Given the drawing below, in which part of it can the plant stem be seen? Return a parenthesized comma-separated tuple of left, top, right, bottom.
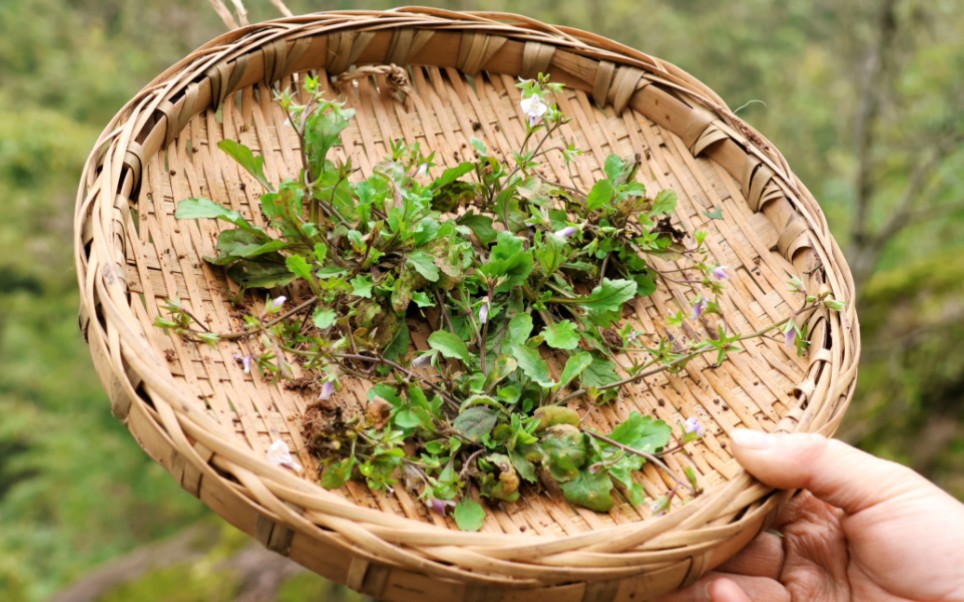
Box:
(580, 427, 699, 495)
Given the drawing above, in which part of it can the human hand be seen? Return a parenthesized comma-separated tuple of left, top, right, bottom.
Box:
(660, 429, 964, 601)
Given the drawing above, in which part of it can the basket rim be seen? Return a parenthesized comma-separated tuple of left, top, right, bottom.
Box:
(75, 7, 860, 595)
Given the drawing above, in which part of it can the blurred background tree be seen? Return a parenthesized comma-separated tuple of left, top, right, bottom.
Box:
(0, 0, 960, 599)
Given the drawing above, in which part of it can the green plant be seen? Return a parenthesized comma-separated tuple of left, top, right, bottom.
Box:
(160, 74, 842, 529)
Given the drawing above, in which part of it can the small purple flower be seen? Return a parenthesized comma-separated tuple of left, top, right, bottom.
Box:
(267, 295, 287, 312)
(784, 323, 797, 348)
(428, 498, 456, 516)
(691, 297, 707, 319)
(319, 380, 336, 401)
(416, 162, 429, 177)
(411, 353, 433, 369)
(234, 353, 253, 374)
(683, 416, 705, 438)
(479, 297, 490, 325)
(554, 226, 578, 239)
(711, 265, 729, 280)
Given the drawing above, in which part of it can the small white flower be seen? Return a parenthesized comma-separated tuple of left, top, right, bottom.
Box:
(234, 353, 253, 374)
(267, 439, 303, 473)
(267, 295, 287, 312)
(416, 162, 429, 177)
(479, 297, 491, 325)
(282, 118, 292, 129)
(411, 353, 433, 369)
(520, 94, 548, 125)
(554, 226, 578, 239)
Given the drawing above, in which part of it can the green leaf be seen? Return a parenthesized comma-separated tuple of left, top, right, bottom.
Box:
(453, 406, 499, 443)
(454, 498, 486, 532)
(350, 274, 374, 298)
(604, 154, 627, 184)
(456, 213, 497, 245)
(559, 351, 593, 387)
(312, 308, 337, 329)
(321, 457, 356, 489)
(586, 179, 615, 211)
(541, 320, 580, 350)
(534, 231, 566, 275)
(431, 162, 475, 190)
(540, 425, 587, 482)
(304, 103, 353, 177)
(428, 330, 471, 363)
(652, 189, 678, 215)
(227, 260, 296, 289)
(608, 462, 645, 506)
(507, 314, 533, 346)
(411, 291, 435, 308)
(510, 344, 554, 388)
(704, 206, 724, 220)
(176, 197, 258, 232)
(218, 139, 270, 190)
(285, 255, 314, 280)
(381, 320, 410, 362)
(479, 232, 534, 291)
(607, 412, 672, 454)
(407, 250, 440, 282)
(580, 278, 637, 315)
(580, 355, 621, 388)
(561, 469, 614, 512)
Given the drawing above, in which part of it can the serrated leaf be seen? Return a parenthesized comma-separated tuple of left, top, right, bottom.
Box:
(586, 179, 614, 211)
(560, 351, 593, 387)
(454, 498, 486, 532)
(652, 189, 677, 215)
(407, 250, 440, 282)
(507, 314, 533, 346)
(350, 274, 374, 298)
(607, 412, 672, 454)
(604, 154, 627, 184)
(453, 406, 498, 442)
(541, 320, 580, 350)
(285, 255, 314, 281)
(561, 469, 614, 512)
(510, 344, 554, 388)
(704, 206, 724, 220)
(479, 232, 534, 291)
(428, 330, 471, 363)
(321, 457, 356, 489)
(312, 308, 337, 329)
(411, 291, 435, 308)
(580, 278, 637, 315)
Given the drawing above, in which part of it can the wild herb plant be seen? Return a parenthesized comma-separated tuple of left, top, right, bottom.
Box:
(158, 74, 843, 530)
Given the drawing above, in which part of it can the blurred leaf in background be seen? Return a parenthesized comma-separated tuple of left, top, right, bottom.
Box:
(0, 0, 961, 600)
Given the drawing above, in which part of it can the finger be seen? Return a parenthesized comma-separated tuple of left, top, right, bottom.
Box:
(716, 530, 784, 580)
(729, 429, 925, 515)
(707, 577, 753, 602)
(658, 573, 789, 602)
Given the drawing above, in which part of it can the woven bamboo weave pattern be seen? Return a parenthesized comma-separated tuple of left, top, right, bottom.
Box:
(75, 8, 859, 601)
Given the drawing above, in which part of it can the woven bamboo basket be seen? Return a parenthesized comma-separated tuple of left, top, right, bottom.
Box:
(75, 8, 859, 601)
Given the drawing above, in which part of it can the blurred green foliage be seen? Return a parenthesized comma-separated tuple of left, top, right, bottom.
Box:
(0, 0, 961, 600)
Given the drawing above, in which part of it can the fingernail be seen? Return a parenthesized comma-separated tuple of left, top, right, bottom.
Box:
(730, 428, 774, 450)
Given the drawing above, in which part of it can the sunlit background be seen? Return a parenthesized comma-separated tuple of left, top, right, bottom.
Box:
(1, 0, 961, 599)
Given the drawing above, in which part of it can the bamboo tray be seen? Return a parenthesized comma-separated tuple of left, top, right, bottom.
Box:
(74, 8, 859, 601)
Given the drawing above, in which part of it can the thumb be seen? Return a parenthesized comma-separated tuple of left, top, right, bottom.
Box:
(729, 429, 925, 515)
